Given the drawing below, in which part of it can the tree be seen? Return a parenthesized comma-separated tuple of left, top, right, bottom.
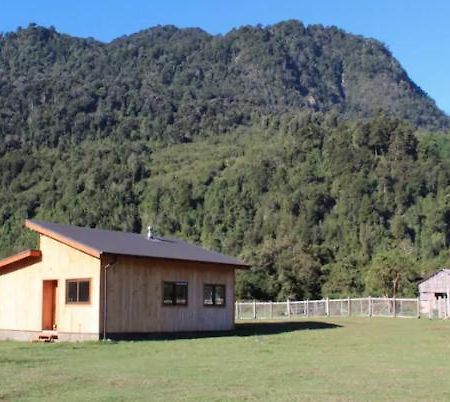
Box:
(365, 250, 418, 297)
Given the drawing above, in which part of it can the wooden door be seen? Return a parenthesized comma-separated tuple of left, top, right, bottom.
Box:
(42, 280, 57, 330)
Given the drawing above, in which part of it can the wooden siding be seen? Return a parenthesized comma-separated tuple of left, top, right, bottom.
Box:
(102, 255, 236, 334)
(419, 270, 450, 296)
(0, 235, 101, 336)
(418, 270, 450, 315)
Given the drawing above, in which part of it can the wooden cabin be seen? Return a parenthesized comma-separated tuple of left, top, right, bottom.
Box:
(0, 220, 249, 341)
(418, 269, 450, 318)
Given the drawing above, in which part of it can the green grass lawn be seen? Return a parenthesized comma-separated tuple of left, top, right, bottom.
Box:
(1, 318, 450, 401)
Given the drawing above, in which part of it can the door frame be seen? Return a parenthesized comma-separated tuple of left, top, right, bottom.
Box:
(42, 280, 58, 330)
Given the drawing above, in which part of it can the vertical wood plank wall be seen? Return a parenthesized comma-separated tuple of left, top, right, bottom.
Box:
(103, 255, 236, 334)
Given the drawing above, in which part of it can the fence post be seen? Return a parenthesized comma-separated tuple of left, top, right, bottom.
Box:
(326, 297, 330, 317)
(416, 297, 420, 319)
(348, 297, 351, 316)
(235, 301, 239, 320)
(368, 296, 372, 317)
(445, 289, 450, 318)
(306, 299, 309, 317)
(393, 297, 396, 318)
(253, 300, 257, 319)
(286, 299, 290, 318)
(429, 299, 432, 319)
(270, 301, 273, 319)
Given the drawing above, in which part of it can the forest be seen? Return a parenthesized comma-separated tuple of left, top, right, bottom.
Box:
(1, 22, 450, 300)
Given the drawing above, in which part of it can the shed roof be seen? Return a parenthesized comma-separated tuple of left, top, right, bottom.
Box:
(25, 220, 249, 268)
(0, 249, 42, 271)
(418, 269, 450, 285)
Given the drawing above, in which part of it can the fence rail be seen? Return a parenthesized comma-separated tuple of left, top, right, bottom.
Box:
(235, 297, 435, 320)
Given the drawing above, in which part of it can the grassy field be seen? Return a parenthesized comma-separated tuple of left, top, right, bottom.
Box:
(1, 318, 450, 401)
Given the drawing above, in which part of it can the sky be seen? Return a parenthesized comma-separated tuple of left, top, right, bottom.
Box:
(2, 0, 450, 114)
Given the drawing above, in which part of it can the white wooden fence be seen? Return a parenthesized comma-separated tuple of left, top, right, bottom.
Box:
(235, 297, 427, 320)
(422, 296, 450, 319)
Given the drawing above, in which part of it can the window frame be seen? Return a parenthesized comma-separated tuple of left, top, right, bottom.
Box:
(203, 284, 226, 307)
(65, 278, 91, 305)
(162, 281, 188, 306)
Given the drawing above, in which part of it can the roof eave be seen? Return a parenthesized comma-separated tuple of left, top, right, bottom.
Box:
(0, 249, 42, 271)
(100, 251, 251, 269)
(25, 219, 101, 259)
(418, 268, 450, 285)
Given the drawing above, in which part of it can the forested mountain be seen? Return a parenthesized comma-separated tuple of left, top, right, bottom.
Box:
(0, 21, 448, 153)
(1, 22, 450, 300)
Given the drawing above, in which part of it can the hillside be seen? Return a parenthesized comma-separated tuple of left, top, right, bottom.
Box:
(1, 21, 450, 299)
(2, 113, 450, 299)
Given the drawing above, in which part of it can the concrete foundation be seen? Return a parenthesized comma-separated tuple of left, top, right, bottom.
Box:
(0, 329, 100, 342)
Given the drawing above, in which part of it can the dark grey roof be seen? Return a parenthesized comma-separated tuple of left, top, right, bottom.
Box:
(27, 220, 249, 267)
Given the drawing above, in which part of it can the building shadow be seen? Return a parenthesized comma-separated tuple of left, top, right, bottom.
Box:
(234, 320, 342, 336)
(106, 321, 342, 341)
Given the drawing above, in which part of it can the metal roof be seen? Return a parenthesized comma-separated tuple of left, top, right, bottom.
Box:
(25, 220, 249, 268)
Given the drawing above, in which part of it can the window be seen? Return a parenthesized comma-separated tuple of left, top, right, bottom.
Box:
(163, 282, 188, 306)
(203, 284, 226, 306)
(66, 279, 90, 303)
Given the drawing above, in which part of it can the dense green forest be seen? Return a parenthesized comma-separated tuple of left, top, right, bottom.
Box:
(1, 22, 450, 300)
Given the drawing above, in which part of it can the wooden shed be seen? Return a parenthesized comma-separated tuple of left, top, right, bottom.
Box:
(0, 220, 249, 341)
(418, 269, 450, 318)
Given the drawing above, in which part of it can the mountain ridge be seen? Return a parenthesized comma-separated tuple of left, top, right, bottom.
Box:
(0, 20, 448, 156)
